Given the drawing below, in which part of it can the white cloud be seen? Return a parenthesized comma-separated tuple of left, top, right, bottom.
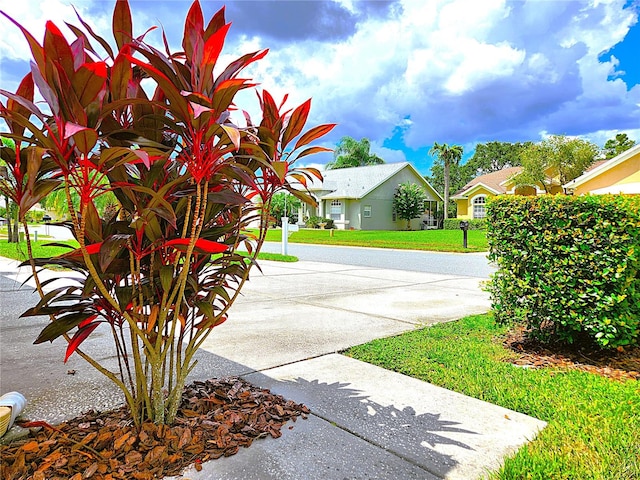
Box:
(0, 0, 109, 61)
(2, 0, 639, 172)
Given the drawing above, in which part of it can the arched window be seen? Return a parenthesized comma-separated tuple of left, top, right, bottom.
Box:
(472, 195, 486, 219)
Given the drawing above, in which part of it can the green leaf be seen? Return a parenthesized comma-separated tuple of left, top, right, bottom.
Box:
(159, 265, 174, 293)
(34, 312, 94, 344)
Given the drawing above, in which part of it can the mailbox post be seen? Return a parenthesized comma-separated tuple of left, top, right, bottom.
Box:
(43, 214, 52, 237)
(459, 220, 469, 249)
(281, 218, 299, 255)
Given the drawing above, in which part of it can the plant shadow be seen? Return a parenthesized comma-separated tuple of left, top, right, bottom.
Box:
(243, 370, 477, 478)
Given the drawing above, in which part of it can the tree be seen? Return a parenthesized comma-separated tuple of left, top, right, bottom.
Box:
(425, 162, 464, 219)
(602, 133, 636, 159)
(268, 192, 301, 226)
(428, 142, 463, 219)
(0, 0, 335, 425)
(461, 141, 530, 178)
(0, 137, 19, 242)
(327, 136, 384, 169)
(393, 182, 427, 230)
(514, 135, 599, 193)
(40, 181, 118, 220)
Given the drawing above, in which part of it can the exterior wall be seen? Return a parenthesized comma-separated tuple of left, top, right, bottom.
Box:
(455, 186, 496, 219)
(456, 199, 470, 219)
(358, 197, 397, 230)
(346, 200, 361, 230)
(514, 185, 537, 196)
(358, 167, 439, 230)
(574, 156, 640, 195)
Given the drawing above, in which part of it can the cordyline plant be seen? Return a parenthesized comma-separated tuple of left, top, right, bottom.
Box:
(0, 0, 334, 425)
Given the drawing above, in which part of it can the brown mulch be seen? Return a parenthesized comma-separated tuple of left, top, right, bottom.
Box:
(503, 327, 640, 382)
(0, 377, 309, 480)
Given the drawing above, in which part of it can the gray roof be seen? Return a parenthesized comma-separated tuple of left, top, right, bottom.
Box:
(308, 162, 440, 200)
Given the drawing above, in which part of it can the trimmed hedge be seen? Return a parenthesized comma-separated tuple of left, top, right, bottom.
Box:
(443, 218, 487, 230)
(487, 195, 640, 348)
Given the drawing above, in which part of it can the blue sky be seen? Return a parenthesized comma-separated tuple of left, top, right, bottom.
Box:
(1, 0, 639, 176)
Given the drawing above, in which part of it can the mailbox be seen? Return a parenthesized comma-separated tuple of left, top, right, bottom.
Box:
(459, 221, 469, 248)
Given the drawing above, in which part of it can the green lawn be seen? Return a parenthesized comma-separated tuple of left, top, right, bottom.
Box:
(345, 314, 639, 480)
(0, 239, 78, 261)
(254, 228, 488, 253)
(0, 240, 296, 263)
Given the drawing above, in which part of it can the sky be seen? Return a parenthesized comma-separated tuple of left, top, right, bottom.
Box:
(0, 0, 639, 176)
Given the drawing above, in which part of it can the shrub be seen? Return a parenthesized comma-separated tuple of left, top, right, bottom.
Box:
(487, 195, 640, 348)
(305, 216, 334, 229)
(443, 218, 486, 230)
(25, 210, 45, 223)
(393, 182, 427, 230)
(0, 0, 334, 425)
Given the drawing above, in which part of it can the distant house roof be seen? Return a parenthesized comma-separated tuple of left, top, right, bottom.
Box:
(452, 166, 522, 199)
(308, 162, 443, 201)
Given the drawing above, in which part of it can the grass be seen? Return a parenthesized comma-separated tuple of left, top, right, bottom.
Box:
(253, 228, 488, 253)
(237, 251, 298, 263)
(0, 239, 78, 261)
(345, 314, 640, 480)
(0, 239, 297, 263)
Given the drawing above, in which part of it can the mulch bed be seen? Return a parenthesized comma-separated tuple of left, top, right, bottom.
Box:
(0, 377, 309, 480)
(503, 327, 640, 381)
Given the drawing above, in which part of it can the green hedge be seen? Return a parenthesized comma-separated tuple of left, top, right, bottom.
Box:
(487, 195, 640, 349)
(443, 218, 487, 230)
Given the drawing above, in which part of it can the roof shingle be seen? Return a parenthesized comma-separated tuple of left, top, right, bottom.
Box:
(454, 166, 522, 197)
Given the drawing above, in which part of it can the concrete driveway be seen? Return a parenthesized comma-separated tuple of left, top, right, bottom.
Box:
(199, 261, 492, 371)
(1, 257, 545, 480)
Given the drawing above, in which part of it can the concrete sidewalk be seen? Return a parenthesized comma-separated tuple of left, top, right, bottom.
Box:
(0, 256, 545, 479)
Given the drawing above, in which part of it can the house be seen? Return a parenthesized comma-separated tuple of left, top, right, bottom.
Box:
(302, 162, 443, 230)
(564, 144, 640, 195)
(452, 166, 529, 219)
(453, 153, 629, 219)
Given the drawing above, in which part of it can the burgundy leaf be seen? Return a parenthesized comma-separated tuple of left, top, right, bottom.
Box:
(112, 0, 133, 50)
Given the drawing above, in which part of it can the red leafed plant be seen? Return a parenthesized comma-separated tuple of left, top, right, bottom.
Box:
(0, 0, 334, 425)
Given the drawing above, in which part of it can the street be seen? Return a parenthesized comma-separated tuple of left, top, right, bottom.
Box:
(258, 241, 496, 278)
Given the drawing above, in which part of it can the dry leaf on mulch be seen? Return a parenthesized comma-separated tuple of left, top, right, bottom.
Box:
(503, 327, 640, 381)
(0, 377, 309, 480)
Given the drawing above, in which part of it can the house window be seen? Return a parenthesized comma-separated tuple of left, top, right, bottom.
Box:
(472, 195, 486, 219)
(363, 205, 372, 218)
(330, 200, 342, 221)
(392, 211, 397, 222)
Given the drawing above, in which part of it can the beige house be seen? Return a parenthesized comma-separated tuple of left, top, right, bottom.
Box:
(303, 162, 443, 230)
(564, 144, 640, 195)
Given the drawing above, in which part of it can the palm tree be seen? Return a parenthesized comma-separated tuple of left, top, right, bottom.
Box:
(327, 136, 385, 169)
(429, 142, 463, 219)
